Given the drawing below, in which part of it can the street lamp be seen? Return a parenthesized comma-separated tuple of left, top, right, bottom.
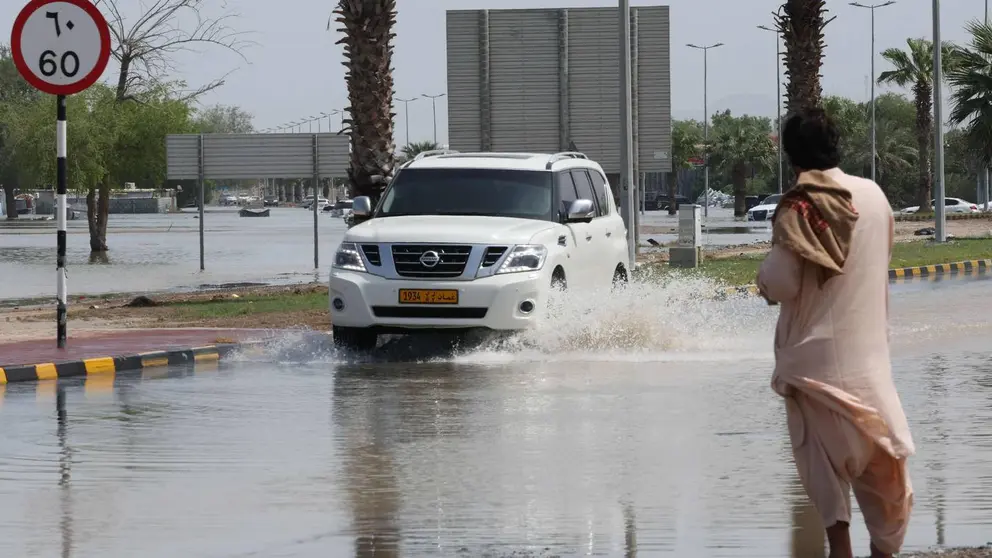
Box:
(422, 93, 446, 144)
(396, 97, 418, 146)
(687, 42, 724, 218)
(933, 0, 947, 241)
(850, 1, 897, 184)
(758, 25, 784, 194)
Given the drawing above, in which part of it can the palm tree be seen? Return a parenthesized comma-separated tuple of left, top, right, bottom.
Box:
(948, 21, 992, 192)
(668, 120, 703, 215)
(400, 140, 441, 161)
(775, 1, 835, 113)
(333, 0, 398, 205)
(707, 117, 776, 218)
(878, 38, 955, 212)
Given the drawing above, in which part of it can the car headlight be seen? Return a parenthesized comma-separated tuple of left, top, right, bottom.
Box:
(332, 242, 366, 272)
(496, 244, 547, 274)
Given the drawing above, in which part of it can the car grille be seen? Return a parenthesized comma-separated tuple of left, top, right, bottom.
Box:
(481, 246, 507, 267)
(361, 245, 381, 266)
(391, 244, 471, 278)
(751, 210, 768, 221)
(372, 306, 488, 319)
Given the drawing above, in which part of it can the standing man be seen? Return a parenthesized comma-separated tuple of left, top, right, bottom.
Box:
(757, 108, 915, 558)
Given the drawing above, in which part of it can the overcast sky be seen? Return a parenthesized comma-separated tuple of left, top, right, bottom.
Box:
(2, 0, 985, 144)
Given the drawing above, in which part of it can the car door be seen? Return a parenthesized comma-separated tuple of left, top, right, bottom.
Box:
(588, 169, 628, 273)
(944, 198, 961, 213)
(555, 171, 592, 289)
(570, 168, 612, 286)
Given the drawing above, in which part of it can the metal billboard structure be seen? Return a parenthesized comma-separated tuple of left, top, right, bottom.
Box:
(166, 133, 349, 271)
(445, 6, 671, 177)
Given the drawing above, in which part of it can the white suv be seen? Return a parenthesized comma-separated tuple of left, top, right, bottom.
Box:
(328, 150, 631, 350)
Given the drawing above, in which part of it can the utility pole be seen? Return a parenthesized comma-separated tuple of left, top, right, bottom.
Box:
(422, 93, 446, 144)
(933, 0, 946, 242)
(758, 25, 784, 194)
(851, 1, 896, 184)
(687, 42, 724, 218)
(619, 0, 636, 267)
(985, 0, 990, 212)
(397, 97, 418, 146)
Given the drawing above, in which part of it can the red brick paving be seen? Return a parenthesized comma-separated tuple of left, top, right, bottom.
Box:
(0, 329, 269, 367)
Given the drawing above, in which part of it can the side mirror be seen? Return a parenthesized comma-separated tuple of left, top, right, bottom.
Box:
(566, 198, 595, 222)
(352, 196, 372, 217)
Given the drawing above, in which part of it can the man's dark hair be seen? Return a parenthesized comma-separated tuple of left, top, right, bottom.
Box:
(781, 108, 841, 171)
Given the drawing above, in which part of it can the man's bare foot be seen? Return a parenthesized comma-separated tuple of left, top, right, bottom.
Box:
(870, 542, 893, 558)
(826, 521, 854, 558)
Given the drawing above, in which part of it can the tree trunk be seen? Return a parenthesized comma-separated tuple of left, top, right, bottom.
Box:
(733, 162, 748, 218)
(86, 184, 110, 252)
(914, 83, 934, 212)
(3, 185, 16, 220)
(116, 56, 131, 101)
(778, 0, 830, 113)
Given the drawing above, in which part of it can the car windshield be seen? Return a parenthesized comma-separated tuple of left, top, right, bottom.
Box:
(762, 194, 782, 205)
(376, 168, 554, 221)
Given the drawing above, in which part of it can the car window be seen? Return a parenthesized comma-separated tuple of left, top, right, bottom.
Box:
(588, 170, 611, 215)
(556, 171, 578, 220)
(945, 199, 959, 205)
(762, 194, 782, 205)
(376, 168, 554, 221)
(570, 169, 601, 216)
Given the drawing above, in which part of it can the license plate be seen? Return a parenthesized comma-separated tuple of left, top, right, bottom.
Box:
(398, 289, 459, 304)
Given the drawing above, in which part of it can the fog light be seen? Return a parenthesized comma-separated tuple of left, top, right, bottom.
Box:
(519, 300, 535, 313)
(332, 297, 345, 311)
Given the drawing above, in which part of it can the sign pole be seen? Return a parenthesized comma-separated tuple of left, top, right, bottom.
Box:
(11, 0, 112, 349)
(56, 94, 67, 348)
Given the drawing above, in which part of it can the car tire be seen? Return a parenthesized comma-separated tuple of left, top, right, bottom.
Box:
(332, 325, 378, 352)
(612, 265, 628, 289)
(551, 268, 567, 291)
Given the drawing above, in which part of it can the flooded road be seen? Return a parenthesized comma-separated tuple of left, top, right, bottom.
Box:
(0, 208, 757, 299)
(1, 277, 990, 557)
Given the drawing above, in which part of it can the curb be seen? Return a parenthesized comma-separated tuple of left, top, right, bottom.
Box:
(0, 343, 248, 385)
(717, 259, 990, 298)
(888, 259, 990, 279)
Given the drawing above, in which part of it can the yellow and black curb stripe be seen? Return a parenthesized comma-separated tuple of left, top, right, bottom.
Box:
(888, 259, 990, 279)
(0, 343, 244, 385)
(716, 259, 990, 298)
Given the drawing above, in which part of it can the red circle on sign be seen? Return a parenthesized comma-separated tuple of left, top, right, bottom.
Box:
(10, 0, 112, 96)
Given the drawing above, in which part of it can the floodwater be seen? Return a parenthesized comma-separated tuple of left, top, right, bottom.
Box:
(1, 276, 990, 557)
(0, 208, 760, 300)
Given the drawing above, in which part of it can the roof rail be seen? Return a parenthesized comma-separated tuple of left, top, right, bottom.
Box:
(545, 151, 588, 169)
(413, 149, 459, 161)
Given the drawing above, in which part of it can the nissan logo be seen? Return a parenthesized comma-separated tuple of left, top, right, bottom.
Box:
(419, 251, 441, 267)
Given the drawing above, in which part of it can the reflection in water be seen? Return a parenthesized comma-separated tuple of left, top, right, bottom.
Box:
(624, 502, 637, 558)
(87, 252, 110, 265)
(789, 475, 825, 558)
(925, 355, 949, 547)
(333, 364, 402, 557)
(56, 387, 74, 558)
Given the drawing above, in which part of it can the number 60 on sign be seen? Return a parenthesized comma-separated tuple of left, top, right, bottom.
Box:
(10, 0, 111, 96)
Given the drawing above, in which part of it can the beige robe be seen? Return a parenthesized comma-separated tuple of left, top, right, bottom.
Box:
(757, 168, 915, 554)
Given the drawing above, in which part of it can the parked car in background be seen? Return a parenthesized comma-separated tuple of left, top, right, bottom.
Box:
(302, 196, 329, 210)
(900, 198, 979, 214)
(746, 193, 783, 222)
(263, 196, 280, 207)
(657, 195, 691, 212)
(325, 199, 354, 217)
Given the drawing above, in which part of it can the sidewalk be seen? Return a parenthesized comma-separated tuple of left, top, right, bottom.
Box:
(0, 328, 268, 383)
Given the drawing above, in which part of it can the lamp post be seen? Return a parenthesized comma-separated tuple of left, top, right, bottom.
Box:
(850, 1, 897, 184)
(687, 42, 724, 218)
(397, 97, 418, 146)
(422, 93, 446, 144)
(933, 0, 946, 242)
(758, 25, 784, 194)
(985, 0, 990, 212)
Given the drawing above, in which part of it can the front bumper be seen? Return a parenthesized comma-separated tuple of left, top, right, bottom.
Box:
(329, 269, 547, 331)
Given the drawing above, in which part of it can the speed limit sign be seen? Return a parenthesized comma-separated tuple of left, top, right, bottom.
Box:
(10, 0, 111, 96)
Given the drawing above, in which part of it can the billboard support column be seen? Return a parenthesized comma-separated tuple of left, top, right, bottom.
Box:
(630, 9, 641, 246)
(479, 10, 492, 151)
(312, 134, 320, 269)
(558, 9, 571, 151)
(197, 134, 205, 271)
(618, 0, 636, 268)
